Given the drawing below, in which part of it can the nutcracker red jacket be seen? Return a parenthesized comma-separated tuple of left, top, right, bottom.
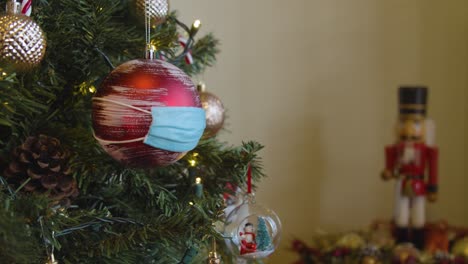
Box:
(384, 142, 438, 195)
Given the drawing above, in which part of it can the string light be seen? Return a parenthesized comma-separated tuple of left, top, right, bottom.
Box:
(0, 68, 7, 77)
(189, 159, 197, 167)
(193, 19, 201, 29)
(190, 19, 201, 35)
(88, 85, 96, 93)
(195, 177, 203, 197)
(78, 81, 98, 95)
(188, 152, 199, 167)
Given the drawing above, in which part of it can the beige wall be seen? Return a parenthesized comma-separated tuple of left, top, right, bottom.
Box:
(172, 1, 468, 263)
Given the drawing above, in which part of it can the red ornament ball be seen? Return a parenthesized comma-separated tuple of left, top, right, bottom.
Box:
(92, 59, 201, 167)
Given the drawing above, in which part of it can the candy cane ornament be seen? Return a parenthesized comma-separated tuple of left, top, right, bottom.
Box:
(158, 51, 167, 61)
(21, 0, 32, 16)
(178, 36, 194, 65)
(155, 37, 194, 64)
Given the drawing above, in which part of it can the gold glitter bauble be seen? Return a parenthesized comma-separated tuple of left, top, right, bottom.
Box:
(133, 0, 170, 26)
(0, 13, 46, 71)
(393, 243, 419, 263)
(336, 233, 366, 250)
(361, 256, 380, 264)
(198, 83, 225, 138)
(452, 237, 468, 258)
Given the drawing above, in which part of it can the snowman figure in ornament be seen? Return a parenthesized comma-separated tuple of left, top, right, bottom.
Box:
(240, 223, 257, 255)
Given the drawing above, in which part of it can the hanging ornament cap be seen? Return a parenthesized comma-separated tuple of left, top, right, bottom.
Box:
(6, 0, 21, 14)
(145, 44, 156, 60)
(46, 253, 58, 264)
(207, 251, 221, 264)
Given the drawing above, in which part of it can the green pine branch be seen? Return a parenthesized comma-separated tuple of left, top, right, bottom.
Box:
(0, 0, 265, 263)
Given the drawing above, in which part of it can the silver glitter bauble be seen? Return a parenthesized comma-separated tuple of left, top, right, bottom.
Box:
(134, 0, 170, 26)
(0, 13, 46, 71)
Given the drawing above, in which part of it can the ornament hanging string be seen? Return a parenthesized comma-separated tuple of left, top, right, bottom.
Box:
(247, 164, 252, 194)
(21, 0, 32, 16)
(145, 0, 150, 47)
(144, 0, 155, 58)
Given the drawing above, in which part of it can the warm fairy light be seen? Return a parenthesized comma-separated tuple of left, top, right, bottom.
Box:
(193, 19, 201, 29)
(2, 72, 6, 76)
(193, 152, 199, 157)
(195, 177, 202, 184)
(189, 201, 194, 206)
(190, 20, 201, 35)
(189, 159, 197, 167)
(88, 85, 96, 93)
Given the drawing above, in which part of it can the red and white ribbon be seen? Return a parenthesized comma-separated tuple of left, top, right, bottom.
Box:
(21, 0, 32, 16)
(158, 51, 167, 61)
(157, 37, 194, 64)
(178, 36, 194, 65)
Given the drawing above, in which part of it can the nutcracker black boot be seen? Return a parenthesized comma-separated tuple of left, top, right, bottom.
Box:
(395, 227, 410, 244)
(412, 228, 425, 250)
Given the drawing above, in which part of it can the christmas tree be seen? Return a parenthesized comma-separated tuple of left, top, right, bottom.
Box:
(0, 0, 266, 263)
(256, 216, 272, 251)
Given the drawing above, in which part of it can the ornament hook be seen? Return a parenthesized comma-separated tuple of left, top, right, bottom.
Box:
(144, 0, 155, 59)
(145, 44, 156, 60)
(6, 0, 21, 15)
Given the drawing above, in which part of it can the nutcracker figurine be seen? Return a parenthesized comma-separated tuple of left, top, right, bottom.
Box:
(381, 86, 438, 249)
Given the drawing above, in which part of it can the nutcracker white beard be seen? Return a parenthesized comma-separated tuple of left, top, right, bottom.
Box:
(401, 144, 416, 164)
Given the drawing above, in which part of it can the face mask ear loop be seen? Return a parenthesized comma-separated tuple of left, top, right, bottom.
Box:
(92, 97, 152, 115)
(91, 97, 152, 144)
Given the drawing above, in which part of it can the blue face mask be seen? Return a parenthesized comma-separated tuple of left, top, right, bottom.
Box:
(143, 107, 206, 152)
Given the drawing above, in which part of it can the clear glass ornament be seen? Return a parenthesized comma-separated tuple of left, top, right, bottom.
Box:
(224, 193, 282, 260)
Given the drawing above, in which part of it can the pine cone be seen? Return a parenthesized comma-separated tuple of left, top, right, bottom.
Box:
(3, 135, 78, 206)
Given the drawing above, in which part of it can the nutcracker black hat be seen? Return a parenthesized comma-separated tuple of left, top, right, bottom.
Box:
(399, 86, 428, 116)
